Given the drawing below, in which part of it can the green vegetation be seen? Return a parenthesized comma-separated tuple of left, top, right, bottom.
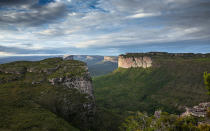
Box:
(93, 108, 124, 131)
(92, 56, 210, 130)
(120, 111, 210, 131)
(0, 83, 79, 131)
(94, 57, 210, 114)
(0, 58, 92, 131)
(1, 56, 210, 131)
(204, 72, 210, 95)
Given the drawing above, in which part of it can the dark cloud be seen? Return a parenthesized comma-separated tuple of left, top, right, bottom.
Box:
(162, 1, 210, 25)
(0, 0, 67, 26)
(0, 0, 38, 6)
(104, 0, 210, 41)
(159, 0, 210, 40)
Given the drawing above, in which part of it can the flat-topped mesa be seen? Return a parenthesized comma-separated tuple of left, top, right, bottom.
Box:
(118, 52, 210, 68)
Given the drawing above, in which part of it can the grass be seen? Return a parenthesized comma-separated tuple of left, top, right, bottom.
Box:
(0, 86, 79, 131)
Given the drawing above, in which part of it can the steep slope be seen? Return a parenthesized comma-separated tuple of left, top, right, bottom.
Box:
(0, 58, 95, 131)
(93, 56, 210, 114)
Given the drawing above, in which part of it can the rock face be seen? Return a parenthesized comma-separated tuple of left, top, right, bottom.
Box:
(104, 56, 118, 63)
(118, 55, 152, 68)
(47, 70, 95, 129)
(45, 60, 95, 130)
(48, 66, 94, 97)
(154, 110, 162, 118)
(181, 102, 210, 117)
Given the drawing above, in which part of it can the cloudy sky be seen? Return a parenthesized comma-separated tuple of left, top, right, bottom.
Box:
(0, 0, 210, 56)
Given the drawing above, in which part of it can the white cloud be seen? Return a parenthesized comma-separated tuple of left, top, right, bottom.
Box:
(0, 52, 15, 56)
(127, 13, 161, 19)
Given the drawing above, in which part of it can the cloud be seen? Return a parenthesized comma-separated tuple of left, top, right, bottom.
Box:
(0, 0, 67, 26)
(128, 13, 161, 19)
(0, 0, 38, 6)
(0, 51, 15, 56)
(0, 0, 210, 56)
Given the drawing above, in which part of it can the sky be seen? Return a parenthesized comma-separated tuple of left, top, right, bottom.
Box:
(0, 0, 210, 56)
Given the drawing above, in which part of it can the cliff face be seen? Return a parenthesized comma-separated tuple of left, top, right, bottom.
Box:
(0, 58, 95, 130)
(46, 63, 95, 129)
(118, 55, 152, 68)
(48, 66, 94, 97)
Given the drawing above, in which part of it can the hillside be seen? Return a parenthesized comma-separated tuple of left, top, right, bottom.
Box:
(93, 56, 210, 115)
(0, 58, 95, 131)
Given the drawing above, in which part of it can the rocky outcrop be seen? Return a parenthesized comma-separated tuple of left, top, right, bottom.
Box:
(181, 102, 210, 117)
(48, 66, 94, 97)
(104, 56, 118, 63)
(118, 55, 152, 68)
(46, 71, 95, 129)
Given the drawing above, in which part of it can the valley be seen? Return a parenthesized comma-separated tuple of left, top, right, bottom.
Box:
(0, 53, 210, 131)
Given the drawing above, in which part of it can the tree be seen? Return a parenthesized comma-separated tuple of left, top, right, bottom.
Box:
(120, 112, 152, 131)
(204, 72, 210, 95)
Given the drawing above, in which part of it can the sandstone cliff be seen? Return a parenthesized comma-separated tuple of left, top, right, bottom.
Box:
(118, 55, 152, 68)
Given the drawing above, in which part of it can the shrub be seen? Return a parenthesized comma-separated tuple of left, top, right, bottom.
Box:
(204, 72, 210, 95)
